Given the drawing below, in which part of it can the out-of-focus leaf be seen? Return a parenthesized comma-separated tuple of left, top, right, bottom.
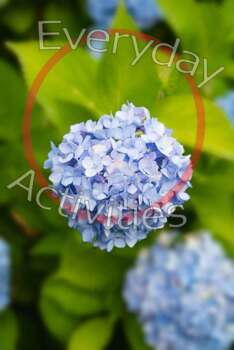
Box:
(224, 62, 234, 79)
(0, 310, 18, 350)
(157, 95, 234, 160)
(68, 317, 114, 350)
(0, 0, 9, 8)
(222, 0, 234, 43)
(155, 51, 190, 98)
(0, 59, 26, 141)
(157, 0, 208, 53)
(191, 156, 234, 249)
(44, 3, 79, 37)
(0, 90, 58, 206)
(8, 4, 163, 125)
(0, 143, 27, 205)
(2, 6, 35, 34)
(157, 0, 231, 96)
(31, 235, 67, 256)
(157, 0, 227, 61)
(40, 297, 79, 344)
(96, 3, 162, 114)
(58, 237, 130, 292)
(42, 275, 108, 316)
(41, 100, 94, 134)
(8, 42, 100, 119)
(124, 314, 150, 350)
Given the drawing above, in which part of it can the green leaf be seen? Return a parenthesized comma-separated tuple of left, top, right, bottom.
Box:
(8, 6, 163, 125)
(191, 156, 234, 249)
(124, 314, 151, 350)
(40, 297, 79, 344)
(112, 0, 137, 29)
(222, 0, 234, 43)
(8, 42, 100, 119)
(0, 59, 26, 142)
(68, 317, 114, 350)
(38, 100, 93, 134)
(157, 0, 230, 64)
(96, 3, 162, 114)
(0, 310, 18, 350)
(42, 275, 108, 316)
(58, 237, 130, 292)
(155, 51, 189, 97)
(158, 0, 207, 52)
(157, 0, 231, 96)
(0, 143, 28, 205)
(2, 6, 35, 34)
(44, 3, 79, 37)
(31, 235, 67, 256)
(0, 0, 9, 8)
(157, 95, 234, 160)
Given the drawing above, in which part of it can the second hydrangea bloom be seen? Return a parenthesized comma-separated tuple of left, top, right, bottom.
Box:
(124, 233, 234, 350)
(87, 0, 163, 29)
(45, 103, 191, 251)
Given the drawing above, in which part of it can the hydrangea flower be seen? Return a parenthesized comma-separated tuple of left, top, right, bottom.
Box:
(124, 232, 234, 350)
(217, 91, 234, 125)
(87, 0, 163, 29)
(0, 239, 10, 311)
(45, 103, 191, 251)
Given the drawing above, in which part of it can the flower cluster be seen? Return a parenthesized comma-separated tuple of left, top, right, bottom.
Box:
(124, 232, 234, 350)
(0, 239, 10, 311)
(87, 0, 163, 29)
(217, 91, 234, 125)
(45, 103, 191, 251)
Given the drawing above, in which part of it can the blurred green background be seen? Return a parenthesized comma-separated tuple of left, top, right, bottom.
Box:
(0, 0, 234, 349)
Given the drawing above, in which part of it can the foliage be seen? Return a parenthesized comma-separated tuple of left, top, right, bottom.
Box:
(0, 0, 233, 349)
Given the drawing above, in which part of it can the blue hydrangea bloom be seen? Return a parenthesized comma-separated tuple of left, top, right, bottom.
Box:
(45, 103, 191, 251)
(0, 239, 10, 311)
(217, 91, 234, 125)
(87, 0, 163, 29)
(124, 232, 234, 350)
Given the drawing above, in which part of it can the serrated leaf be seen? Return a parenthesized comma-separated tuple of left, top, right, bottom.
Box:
(68, 317, 114, 350)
